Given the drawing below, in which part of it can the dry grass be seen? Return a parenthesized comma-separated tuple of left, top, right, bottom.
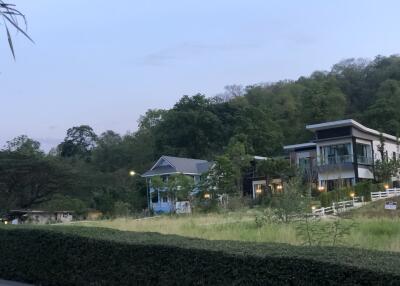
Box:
(74, 208, 400, 252)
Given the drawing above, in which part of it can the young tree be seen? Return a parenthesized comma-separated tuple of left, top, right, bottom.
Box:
(272, 178, 308, 223)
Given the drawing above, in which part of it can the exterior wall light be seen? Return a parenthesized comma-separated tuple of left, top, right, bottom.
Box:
(311, 206, 316, 211)
(384, 184, 389, 190)
(350, 192, 355, 198)
(256, 188, 262, 194)
(276, 185, 283, 191)
(318, 186, 325, 192)
(204, 193, 211, 199)
(129, 170, 136, 176)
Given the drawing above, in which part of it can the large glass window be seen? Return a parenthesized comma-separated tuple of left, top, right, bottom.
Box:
(356, 143, 373, 165)
(320, 143, 352, 165)
(298, 157, 311, 169)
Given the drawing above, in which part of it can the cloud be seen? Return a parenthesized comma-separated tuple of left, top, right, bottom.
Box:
(137, 42, 258, 66)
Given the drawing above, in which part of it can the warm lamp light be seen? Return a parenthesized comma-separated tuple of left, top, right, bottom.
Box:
(256, 188, 262, 194)
(129, 170, 136, 176)
(276, 185, 283, 190)
(318, 186, 325, 192)
(384, 184, 389, 189)
(204, 193, 211, 199)
(350, 192, 355, 198)
(311, 206, 316, 210)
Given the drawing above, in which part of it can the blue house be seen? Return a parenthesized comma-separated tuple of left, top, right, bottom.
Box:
(141, 156, 213, 213)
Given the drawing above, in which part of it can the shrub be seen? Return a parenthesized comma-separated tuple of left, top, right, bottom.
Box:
(319, 187, 353, 207)
(0, 226, 399, 285)
(354, 181, 384, 202)
(112, 201, 131, 217)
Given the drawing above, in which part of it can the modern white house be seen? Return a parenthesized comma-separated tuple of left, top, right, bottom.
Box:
(141, 156, 213, 213)
(284, 119, 400, 191)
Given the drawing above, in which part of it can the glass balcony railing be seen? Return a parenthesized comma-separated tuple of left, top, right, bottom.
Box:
(320, 155, 353, 166)
(357, 156, 373, 165)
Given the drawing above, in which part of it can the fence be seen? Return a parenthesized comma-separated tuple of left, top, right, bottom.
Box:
(312, 197, 362, 216)
(371, 188, 400, 201)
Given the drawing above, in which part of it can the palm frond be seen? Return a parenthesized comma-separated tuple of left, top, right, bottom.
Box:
(0, 0, 33, 59)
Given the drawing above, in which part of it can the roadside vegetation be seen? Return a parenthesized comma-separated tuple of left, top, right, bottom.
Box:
(75, 208, 400, 252)
(1, 225, 400, 285)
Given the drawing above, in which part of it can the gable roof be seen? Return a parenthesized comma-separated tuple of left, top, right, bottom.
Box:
(141, 155, 213, 177)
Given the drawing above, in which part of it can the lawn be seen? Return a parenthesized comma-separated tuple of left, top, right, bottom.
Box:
(74, 207, 400, 252)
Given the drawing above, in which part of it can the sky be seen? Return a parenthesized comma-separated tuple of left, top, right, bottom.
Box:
(1, 0, 400, 151)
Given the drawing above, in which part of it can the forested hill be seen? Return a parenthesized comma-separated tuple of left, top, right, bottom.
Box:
(2, 55, 400, 214)
(137, 55, 400, 162)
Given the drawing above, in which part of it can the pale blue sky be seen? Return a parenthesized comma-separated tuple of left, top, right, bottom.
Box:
(1, 0, 400, 151)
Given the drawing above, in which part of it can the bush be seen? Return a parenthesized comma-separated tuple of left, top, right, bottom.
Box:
(0, 226, 399, 285)
(319, 187, 353, 207)
(354, 181, 384, 202)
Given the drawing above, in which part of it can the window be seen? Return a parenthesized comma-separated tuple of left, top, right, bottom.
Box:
(320, 143, 352, 165)
(298, 157, 310, 169)
(151, 193, 158, 203)
(162, 196, 168, 203)
(356, 143, 372, 165)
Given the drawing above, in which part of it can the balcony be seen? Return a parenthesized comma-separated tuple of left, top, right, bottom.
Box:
(320, 155, 353, 166)
(357, 156, 373, 165)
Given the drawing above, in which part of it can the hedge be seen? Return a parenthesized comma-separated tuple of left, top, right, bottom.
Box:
(1, 226, 400, 285)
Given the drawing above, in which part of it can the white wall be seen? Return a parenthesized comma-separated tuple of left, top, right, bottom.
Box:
(373, 139, 399, 161)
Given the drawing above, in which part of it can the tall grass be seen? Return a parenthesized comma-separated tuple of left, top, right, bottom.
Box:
(75, 210, 400, 252)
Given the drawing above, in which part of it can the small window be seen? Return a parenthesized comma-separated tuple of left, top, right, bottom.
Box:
(393, 152, 397, 160)
(162, 196, 168, 203)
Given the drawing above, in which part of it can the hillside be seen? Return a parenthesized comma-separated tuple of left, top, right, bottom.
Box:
(346, 196, 400, 218)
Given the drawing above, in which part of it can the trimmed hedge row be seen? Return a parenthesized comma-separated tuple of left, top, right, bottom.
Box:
(1, 226, 400, 285)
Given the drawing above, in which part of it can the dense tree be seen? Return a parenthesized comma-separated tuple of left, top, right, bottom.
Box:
(4, 135, 43, 157)
(58, 125, 98, 159)
(0, 152, 74, 210)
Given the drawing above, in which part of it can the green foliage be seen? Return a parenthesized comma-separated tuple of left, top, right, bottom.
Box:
(58, 125, 98, 159)
(256, 158, 295, 180)
(296, 216, 357, 247)
(38, 195, 87, 215)
(4, 135, 43, 157)
(0, 226, 399, 285)
(271, 178, 308, 222)
(319, 187, 354, 207)
(113, 201, 131, 217)
(0, 152, 76, 210)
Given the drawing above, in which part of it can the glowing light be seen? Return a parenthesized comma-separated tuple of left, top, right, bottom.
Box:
(276, 185, 283, 190)
(4, 221, 8, 225)
(311, 206, 316, 210)
(318, 186, 325, 192)
(204, 193, 211, 199)
(256, 187, 262, 194)
(129, 170, 136, 176)
(350, 192, 355, 198)
(384, 184, 389, 189)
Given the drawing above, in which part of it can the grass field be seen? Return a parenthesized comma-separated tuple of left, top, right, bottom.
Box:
(75, 206, 400, 252)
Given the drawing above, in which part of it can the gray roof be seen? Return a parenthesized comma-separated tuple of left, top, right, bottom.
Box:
(141, 156, 213, 177)
(306, 119, 398, 141)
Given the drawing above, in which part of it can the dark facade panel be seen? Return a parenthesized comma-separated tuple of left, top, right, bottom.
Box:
(316, 127, 351, 140)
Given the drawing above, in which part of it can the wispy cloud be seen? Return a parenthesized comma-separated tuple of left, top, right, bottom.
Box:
(137, 42, 259, 66)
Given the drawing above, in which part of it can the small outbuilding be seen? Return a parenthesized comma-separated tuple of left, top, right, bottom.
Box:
(6, 210, 74, 224)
